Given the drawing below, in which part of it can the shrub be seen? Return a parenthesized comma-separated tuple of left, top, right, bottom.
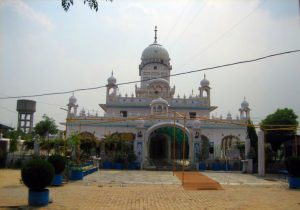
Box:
(114, 153, 125, 164)
(48, 155, 66, 174)
(21, 159, 54, 191)
(127, 153, 137, 163)
(285, 156, 300, 177)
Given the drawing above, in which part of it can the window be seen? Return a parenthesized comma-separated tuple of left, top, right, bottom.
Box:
(189, 112, 196, 119)
(154, 66, 157, 70)
(120, 111, 127, 117)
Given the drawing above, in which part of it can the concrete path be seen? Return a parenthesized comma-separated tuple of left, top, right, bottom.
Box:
(84, 170, 181, 185)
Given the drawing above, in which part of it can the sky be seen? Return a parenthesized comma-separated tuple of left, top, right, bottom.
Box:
(0, 0, 300, 130)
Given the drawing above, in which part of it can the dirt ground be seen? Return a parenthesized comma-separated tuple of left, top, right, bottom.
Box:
(0, 169, 299, 210)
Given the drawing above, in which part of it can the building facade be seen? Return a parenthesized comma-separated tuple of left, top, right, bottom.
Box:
(64, 27, 251, 168)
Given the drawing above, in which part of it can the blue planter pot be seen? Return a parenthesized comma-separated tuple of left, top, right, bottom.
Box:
(114, 163, 123, 170)
(128, 162, 136, 170)
(52, 174, 63, 186)
(212, 163, 221, 171)
(223, 163, 231, 171)
(28, 189, 49, 206)
(199, 163, 206, 171)
(70, 170, 83, 180)
(103, 161, 113, 169)
(288, 177, 300, 189)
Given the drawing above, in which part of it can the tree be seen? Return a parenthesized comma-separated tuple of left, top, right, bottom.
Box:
(246, 120, 258, 163)
(34, 115, 58, 140)
(260, 108, 298, 159)
(61, 0, 112, 12)
(79, 132, 97, 158)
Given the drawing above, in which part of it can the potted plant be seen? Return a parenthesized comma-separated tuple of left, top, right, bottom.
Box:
(127, 152, 138, 169)
(197, 139, 209, 171)
(70, 166, 84, 180)
(114, 152, 125, 170)
(48, 154, 66, 186)
(285, 156, 300, 189)
(21, 159, 54, 206)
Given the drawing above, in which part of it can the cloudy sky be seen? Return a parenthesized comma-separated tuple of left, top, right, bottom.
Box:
(0, 0, 300, 130)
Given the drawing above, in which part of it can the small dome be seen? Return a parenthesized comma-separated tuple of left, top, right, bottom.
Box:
(241, 97, 249, 108)
(200, 74, 209, 87)
(107, 72, 116, 85)
(192, 120, 201, 129)
(69, 95, 77, 105)
(226, 112, 232, 120)
(150, 97, 169, 106)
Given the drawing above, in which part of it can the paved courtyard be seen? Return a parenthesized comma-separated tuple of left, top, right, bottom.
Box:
(0, 169, 300, 210)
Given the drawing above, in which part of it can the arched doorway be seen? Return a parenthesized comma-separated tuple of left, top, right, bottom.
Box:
(149, 133, 168, 159)
(146, 123, 191, 169)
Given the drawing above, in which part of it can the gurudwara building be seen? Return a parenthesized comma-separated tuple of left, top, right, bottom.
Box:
(64, 27, 251, 169)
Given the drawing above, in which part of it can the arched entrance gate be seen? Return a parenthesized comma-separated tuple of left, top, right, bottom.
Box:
(144, 122, 193, 168)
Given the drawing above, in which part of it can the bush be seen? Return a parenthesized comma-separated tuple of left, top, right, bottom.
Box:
(285, 156, 300, 177)
(48, 155, 66, 174)
(114, 153, 125, 164)
(127, 152, 137, 163)
(21, 159, 54, 191)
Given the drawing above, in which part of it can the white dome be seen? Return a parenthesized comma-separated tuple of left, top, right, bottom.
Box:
(241, 97, 249, 108)
(142, 43, 170, 61)
(150, 97, 169, 106)
(69, 95, 77, 104)
(192, 120, 201, 129)
(200, 74, 210, 87)
(107, 73, 116, 85)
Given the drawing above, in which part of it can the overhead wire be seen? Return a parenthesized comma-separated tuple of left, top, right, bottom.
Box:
(0, 49, 299, 100)
(178, 0, 267, 69)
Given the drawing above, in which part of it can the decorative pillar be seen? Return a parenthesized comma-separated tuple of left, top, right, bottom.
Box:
(258, 131, 265, 176)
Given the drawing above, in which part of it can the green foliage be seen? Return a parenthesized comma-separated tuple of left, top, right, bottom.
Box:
(21, 159, 54, 190)
(79, 132, 97, 157)
(62, 0, 112, 12)
(23, 139, 34, 150)
(6, 130, 22, 153)
(113, 152, 125, 164)
(48, 155, 66, 174)
(34, 115, 58, 139)
(199, 137, 209, 161)
(261, 108, 298, 154)
(246, 120, 258, 162)
(235, 140, 245, 159)
(68, 133, 81, 164)
(127, 152, 137, 163)
(285, 156, 300, 177)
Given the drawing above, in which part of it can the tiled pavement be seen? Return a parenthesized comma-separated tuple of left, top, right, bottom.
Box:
(1, 169, 300, 210)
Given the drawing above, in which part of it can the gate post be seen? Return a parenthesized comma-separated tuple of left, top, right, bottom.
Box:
(258, 131, 265, 176)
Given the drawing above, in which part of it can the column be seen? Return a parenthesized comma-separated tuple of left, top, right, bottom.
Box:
(245, 137, 251, 159)
(258, 131, 265, 176)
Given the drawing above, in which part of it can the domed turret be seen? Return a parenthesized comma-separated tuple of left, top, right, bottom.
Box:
(107, 72, 116, 85)
(150, 97, 169, 106)
(69, 94, 77, 105)
(241, 97, 249, 109)
(140, 26, 171, 69)
(200, 74, 210, 87)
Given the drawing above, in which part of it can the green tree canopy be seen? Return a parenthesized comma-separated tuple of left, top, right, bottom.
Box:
(34, 115, 58, 140)
(260, 108, 298, 153)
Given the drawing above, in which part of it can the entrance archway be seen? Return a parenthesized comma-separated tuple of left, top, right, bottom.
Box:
(149, 133, 168, 159)
(144, 122, 192, 169)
